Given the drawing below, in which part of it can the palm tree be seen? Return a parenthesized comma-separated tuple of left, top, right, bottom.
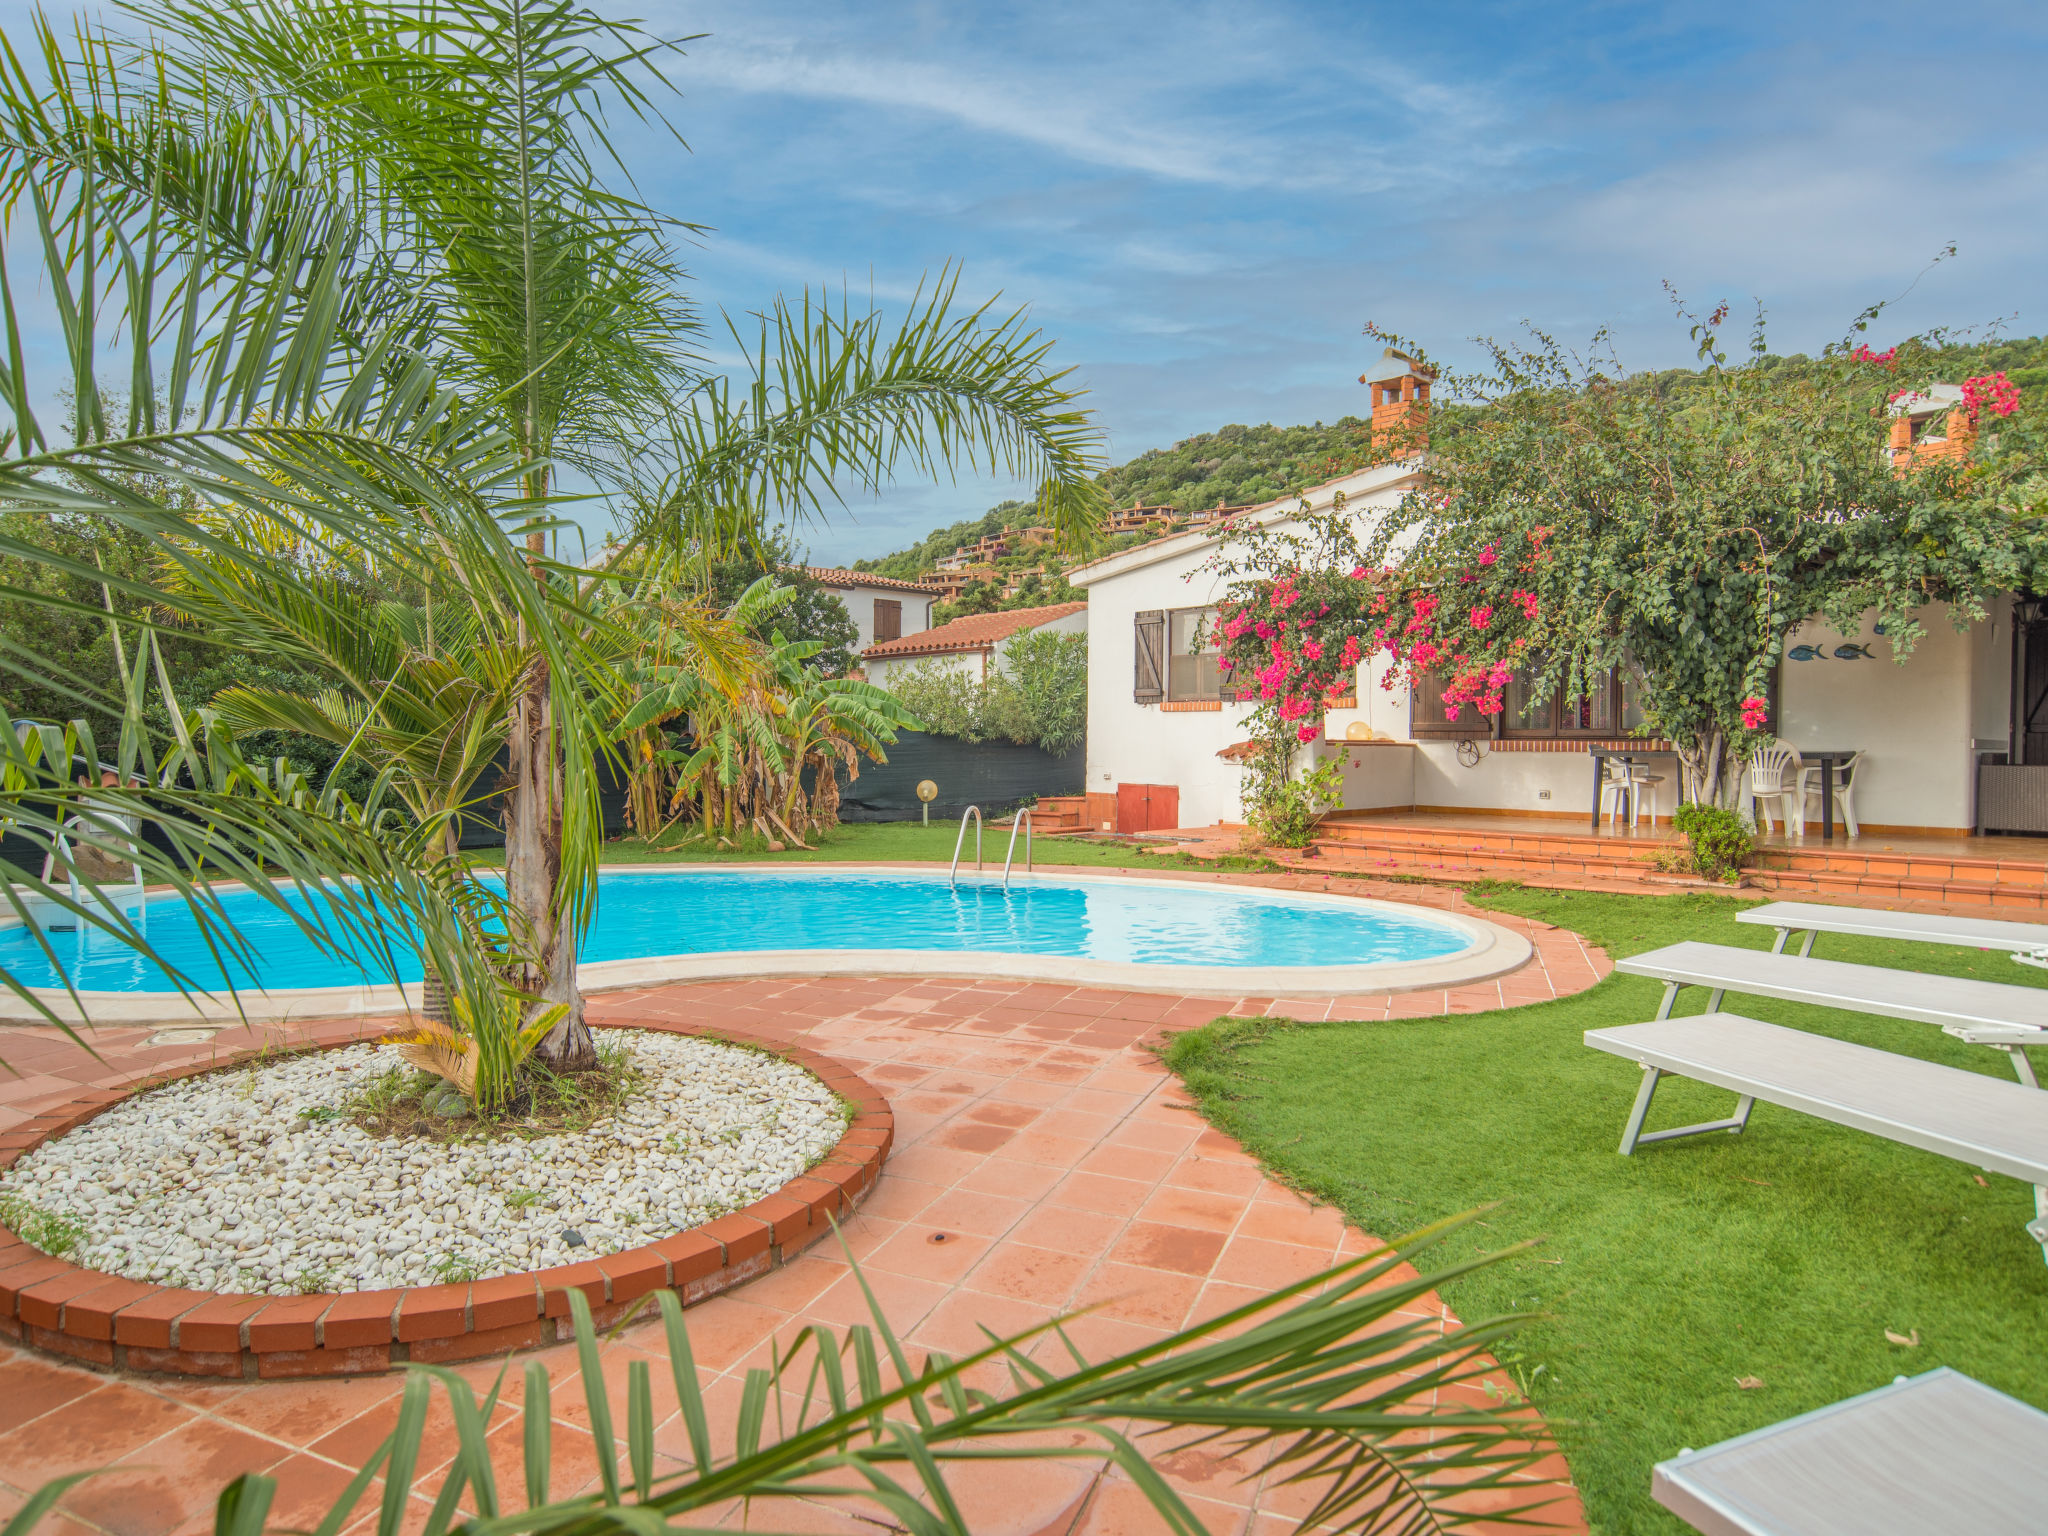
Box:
(0, 0, 1110, 1071)
(0, 27, 1559, 1525)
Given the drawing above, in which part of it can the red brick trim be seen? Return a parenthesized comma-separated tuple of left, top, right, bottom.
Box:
(0, 1024, 891, 1380)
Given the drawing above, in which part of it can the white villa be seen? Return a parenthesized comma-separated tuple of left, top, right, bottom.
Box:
(806, 568, 938, 652)
(1068, 353, 2026, 841)
(859, 601, 1087, 691)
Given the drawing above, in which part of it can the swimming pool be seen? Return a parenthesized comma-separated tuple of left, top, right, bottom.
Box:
(0, 865, 1528, 1010)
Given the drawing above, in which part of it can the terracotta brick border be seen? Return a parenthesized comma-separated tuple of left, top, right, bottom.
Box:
(0, 1023, 892, 1380)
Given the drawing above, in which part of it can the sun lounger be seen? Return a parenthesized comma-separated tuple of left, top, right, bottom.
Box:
(1736, 900, 2048, 963)
(1653, 1367, 2048, 1535)
(1585, 1013, 2048, 1261)
(1616, 940, 2048, 1086)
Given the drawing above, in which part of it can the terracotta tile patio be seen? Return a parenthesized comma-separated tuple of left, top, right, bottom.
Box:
(0, 887, 1605, 1534)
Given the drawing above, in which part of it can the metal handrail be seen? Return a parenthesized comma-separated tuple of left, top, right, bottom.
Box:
(1001, 807, 1033, 887)
(949, 805, 983, 884)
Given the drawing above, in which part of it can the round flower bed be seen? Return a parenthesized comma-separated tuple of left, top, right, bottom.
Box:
(0, 1024, 891, 1380)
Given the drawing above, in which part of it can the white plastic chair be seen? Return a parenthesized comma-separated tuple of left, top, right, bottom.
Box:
(1600, 760, 1664, 830)
(1799, 752, 1864, 839)
(1749, 742, 1804, 837)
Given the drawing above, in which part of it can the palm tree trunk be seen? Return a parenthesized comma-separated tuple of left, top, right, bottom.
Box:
(507, 648, 595, 1070)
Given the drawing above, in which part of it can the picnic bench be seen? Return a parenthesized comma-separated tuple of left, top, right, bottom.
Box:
(1736, 900, 2048, 962)
(1584, 1013, 2048, 1261)
(1653, 1367, 2048, 1535)
(1615, 939, 2048, 1086)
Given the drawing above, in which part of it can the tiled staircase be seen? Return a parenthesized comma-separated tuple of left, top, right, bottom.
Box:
(1268, 816, 2048, 909)
(1030, 795, 1090, 833)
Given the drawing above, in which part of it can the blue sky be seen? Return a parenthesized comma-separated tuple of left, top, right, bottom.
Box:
(632, 0, 2048, 561)
(9, 1, 2047, 561)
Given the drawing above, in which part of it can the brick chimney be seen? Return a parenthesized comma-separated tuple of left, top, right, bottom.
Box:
(1886, 384, 1975, 472)
(1359, 347, 1434, 455)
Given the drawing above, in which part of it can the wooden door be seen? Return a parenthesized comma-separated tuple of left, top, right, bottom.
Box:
(1114, 783, 1181, 833)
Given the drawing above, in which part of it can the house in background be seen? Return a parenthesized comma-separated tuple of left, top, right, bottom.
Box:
(861, 602, 1086, 690)
(805, 568, 937, 652)
(1072, 353, 2019, 841)
(1067, 351, 1433, 832)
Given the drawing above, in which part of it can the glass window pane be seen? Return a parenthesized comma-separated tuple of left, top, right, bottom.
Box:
(1168, 607, 1220, 700)
(1620, 668, 1646, 731)
(1564, 669, 1615, 732)
(1507, 672, 1554, 732)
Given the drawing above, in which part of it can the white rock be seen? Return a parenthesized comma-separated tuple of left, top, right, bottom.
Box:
(0, 1032, 846, 1296)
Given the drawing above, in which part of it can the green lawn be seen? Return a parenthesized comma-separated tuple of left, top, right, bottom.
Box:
(1162, 886, 2048, 1536)
(487, 819, 1277, 873)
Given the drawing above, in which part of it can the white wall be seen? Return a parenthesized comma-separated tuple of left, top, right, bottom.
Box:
(1777, 605, 1979, 833)
(1972, 594, 2014, 749)
(865, 649, 983, 691)
(1073, 461, 1419, 828)
(831, 584, 935, 651)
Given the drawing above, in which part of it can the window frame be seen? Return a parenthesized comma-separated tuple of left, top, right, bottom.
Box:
(1499, 665, 1640, 740)
(1166, 605, 1225, 703)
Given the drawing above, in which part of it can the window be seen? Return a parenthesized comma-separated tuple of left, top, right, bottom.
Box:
(1408, 671, 1492, 739)
(1502, 664, 1641, 739)
(872, 598, 902, 644)
(1168, 607, 1222, 701)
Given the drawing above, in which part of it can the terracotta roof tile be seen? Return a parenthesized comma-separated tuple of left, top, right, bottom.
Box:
(805, 567, 938, 595)
(862, 602, 1085, 660)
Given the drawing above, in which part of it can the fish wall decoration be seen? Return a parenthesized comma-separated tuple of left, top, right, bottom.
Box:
(1786, 644, 1828, 661)
(1832, 643, 1876, 660)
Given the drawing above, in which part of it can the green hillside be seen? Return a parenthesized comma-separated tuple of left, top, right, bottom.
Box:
(851, 335, 2048, 582)
(851, 419, 1374, 580)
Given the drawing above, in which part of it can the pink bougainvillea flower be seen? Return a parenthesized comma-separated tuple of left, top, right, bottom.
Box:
(1470, 605, 1493, 630)
(1740, 694, 1770, 730)
(1302, 638, 1324, 660)
(1513, 589, 1539, 620)
(1478, 542, 1499, 566)
(1340, 635, 1362, 667)
(1255, 620, 1274, 639)
(1297, 723, 1319, 742)
(1961, 372, 2021, 420)
(1852, 344, 1899, 368)
(1350, 565, 1369, 579)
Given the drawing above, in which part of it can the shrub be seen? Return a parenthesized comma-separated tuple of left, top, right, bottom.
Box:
(1247, 757, 1344, 848)
(887, 631, 1086, 755)
(1671, 800, 1756, 882)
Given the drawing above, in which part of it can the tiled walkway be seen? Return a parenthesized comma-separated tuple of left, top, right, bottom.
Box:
(0, 887, 1606, 1534)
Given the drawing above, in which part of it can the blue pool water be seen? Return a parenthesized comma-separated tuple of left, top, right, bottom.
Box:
(0, 869, 1473, 992)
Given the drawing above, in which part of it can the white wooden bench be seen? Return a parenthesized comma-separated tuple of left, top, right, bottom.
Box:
(1615, 940, 2048, 1086)
(1736, 900, 2048, 962)
(1585, 1014, 2048, 1262)
(1654, 1367, 2048, 1535)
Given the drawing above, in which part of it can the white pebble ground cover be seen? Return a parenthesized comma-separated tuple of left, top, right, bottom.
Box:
(0, 1031, 849, 1295)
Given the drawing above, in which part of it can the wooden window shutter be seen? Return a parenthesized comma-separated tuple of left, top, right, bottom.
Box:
(1134, 610, 1166, 703)
(1408, 670, 1492, 739)
(872, 599, 902, 643)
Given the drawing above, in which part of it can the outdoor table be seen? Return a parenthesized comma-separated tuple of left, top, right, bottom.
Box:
(1796, 748, 1857, 841)
(1651, 1367, 2048, 1535)
(1587, 745, 1679, 831)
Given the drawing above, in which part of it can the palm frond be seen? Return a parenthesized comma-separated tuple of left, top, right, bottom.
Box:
(145, 1216, 1559, 1536)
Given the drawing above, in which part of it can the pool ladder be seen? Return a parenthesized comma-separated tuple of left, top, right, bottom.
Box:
(950, 805, 1033, 887)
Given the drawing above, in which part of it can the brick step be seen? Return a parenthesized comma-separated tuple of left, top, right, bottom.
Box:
(1273, 843, 1727, 893)
(1292, 836, 1672, 882)
(1313, 819, 2048, 890)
